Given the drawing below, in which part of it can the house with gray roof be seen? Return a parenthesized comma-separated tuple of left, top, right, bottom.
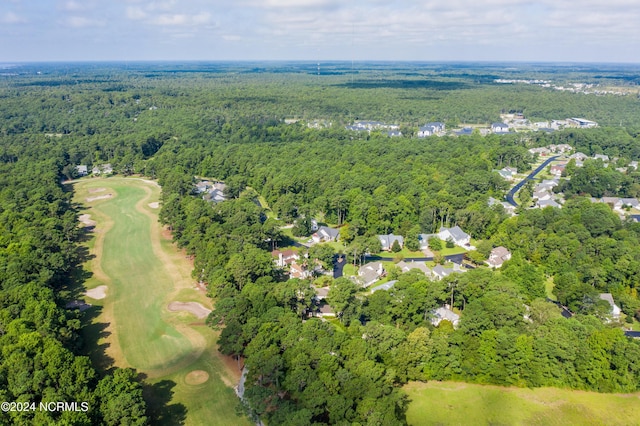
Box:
(396, 260, 432, 278)
(370, 280, 398, 293)
(438, 226, 470, 247)
(312, 226, 340, 243)
(537, 199, 561, 209)
(432, 263, 466, 280)
(378, 234, 404, 251)
(430, 306, 460, 328)
(418, 122, 445, 137)
(76, 165, 88, 176)
(491, 122, 510, 133)
(359, 261, 385, 287)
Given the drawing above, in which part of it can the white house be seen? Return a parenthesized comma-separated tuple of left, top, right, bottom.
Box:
(491, 122, 510, 133)
(418, 122, 445, 137)
(486, 246, 511, 268)
(76, 165, 88, 176)
(430, 306, 460, 328)
(312, 226, 340, 243)
(438, 226, 470, 247)
(378, 234, 404, 251)
(359, 261, 385, 287)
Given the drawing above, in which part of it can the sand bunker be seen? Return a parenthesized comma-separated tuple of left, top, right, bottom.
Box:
(86, 194, 113, 202)
(79, 214, 97, 227)
(88, 187, 107, 193)
(148, 202, 159, 209)
(85, 285, 107, 300)
(167, 301, 211, 319)
(185, 370, 210, 385)
(66, 300, 92, 311)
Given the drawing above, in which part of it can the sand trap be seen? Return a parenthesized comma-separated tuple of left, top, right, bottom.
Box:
(167, 301, 211, 319)
(66, 300, 92, 311)
(88, 187, 107, 193)
(86, 194, 113, 202)
(185, 370, 209, 385)
(79, 214, 96, 227)
(85, 285, 107, 300)
(148, 202, 159, 209)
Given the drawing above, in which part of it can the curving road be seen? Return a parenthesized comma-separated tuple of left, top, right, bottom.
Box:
(505, 155, 560, 207)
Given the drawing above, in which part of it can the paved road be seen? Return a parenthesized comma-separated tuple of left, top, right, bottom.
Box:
(505, 155, 560, 207)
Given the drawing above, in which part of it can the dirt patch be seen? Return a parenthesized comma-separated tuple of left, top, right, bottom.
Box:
(148, 202, 159, 209)
(86, 194, 113, 202)
(88, 187, 107, 193)
(79, 214, 97, 227)
(185, 370, 210, 385)
(66, 300, 92, 311)
(85, 285, 108, 300)
(168, 301, 211, 319)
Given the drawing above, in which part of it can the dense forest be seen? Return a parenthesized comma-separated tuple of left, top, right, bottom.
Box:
(2, 61, 640, 424)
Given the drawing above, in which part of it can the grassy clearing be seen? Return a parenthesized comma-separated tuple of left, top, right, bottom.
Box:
(405, 381, 640, 426)
(73, 177, 248, 426)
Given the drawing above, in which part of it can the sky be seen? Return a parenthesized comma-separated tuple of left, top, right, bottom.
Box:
(1, 0, 639, 63)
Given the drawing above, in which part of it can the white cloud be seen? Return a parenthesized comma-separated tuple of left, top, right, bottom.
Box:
(126, 6, 147, 20)
(1, 11, 26, 24)
(150, 11, 211, 26)
(65, 16, 105, 28)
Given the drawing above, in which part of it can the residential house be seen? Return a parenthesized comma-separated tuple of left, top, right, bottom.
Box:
(488, 197, 516, 216)
(497, 166, 517, 181)
(629, 161, 638, 170)
(396, 260, 432, 278)
(569, 152, 589, 161)
(290, 262, 312, 280)
(615, 198, 639, 211)
(359, 261, 385, 287)
(370, 280, 398, 293)
(600, 197, 620, 206)
(418, 122, 445, 137)
(76, 165, 88, 176)
(533, 190, 552, 201)
(491, 122, 510, 133)
(387, 130, 402, 137)
(529, 147, 551, 156)
(432, 263, 466, 280)
(550, 163, 566, 177)
(314, 286, 330, 300)
(417, 233, 435, 250)
(272, 249, 300, 268)
(537, 199, 561, 209)
(378, 233, 404, 251)
(91, 163, 113, 175)
(598, 293, 621, 320)
(593, 154, 609, 162)
(430, 305, 460, 328)
(486, 246, 512, 268)
(438, 226, 470, 247)
(569, 118, 598, 128)
(312, 226, 340, 243)
(548, 144, 573, 153)
(195, 180, 211, 193)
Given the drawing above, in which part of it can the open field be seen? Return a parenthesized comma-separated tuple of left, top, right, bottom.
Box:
(73, 177, 248, 426)
(405, 381, 640, 426)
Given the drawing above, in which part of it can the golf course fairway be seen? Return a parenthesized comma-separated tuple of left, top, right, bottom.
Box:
(74, 177, 249, 426)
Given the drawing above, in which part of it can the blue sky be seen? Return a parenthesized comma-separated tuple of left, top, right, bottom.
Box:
(1, 0, 639, 63)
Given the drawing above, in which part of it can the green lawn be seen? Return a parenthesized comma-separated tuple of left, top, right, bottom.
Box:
(405, 381, 640, 426)
(74, 178, 248, 426)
